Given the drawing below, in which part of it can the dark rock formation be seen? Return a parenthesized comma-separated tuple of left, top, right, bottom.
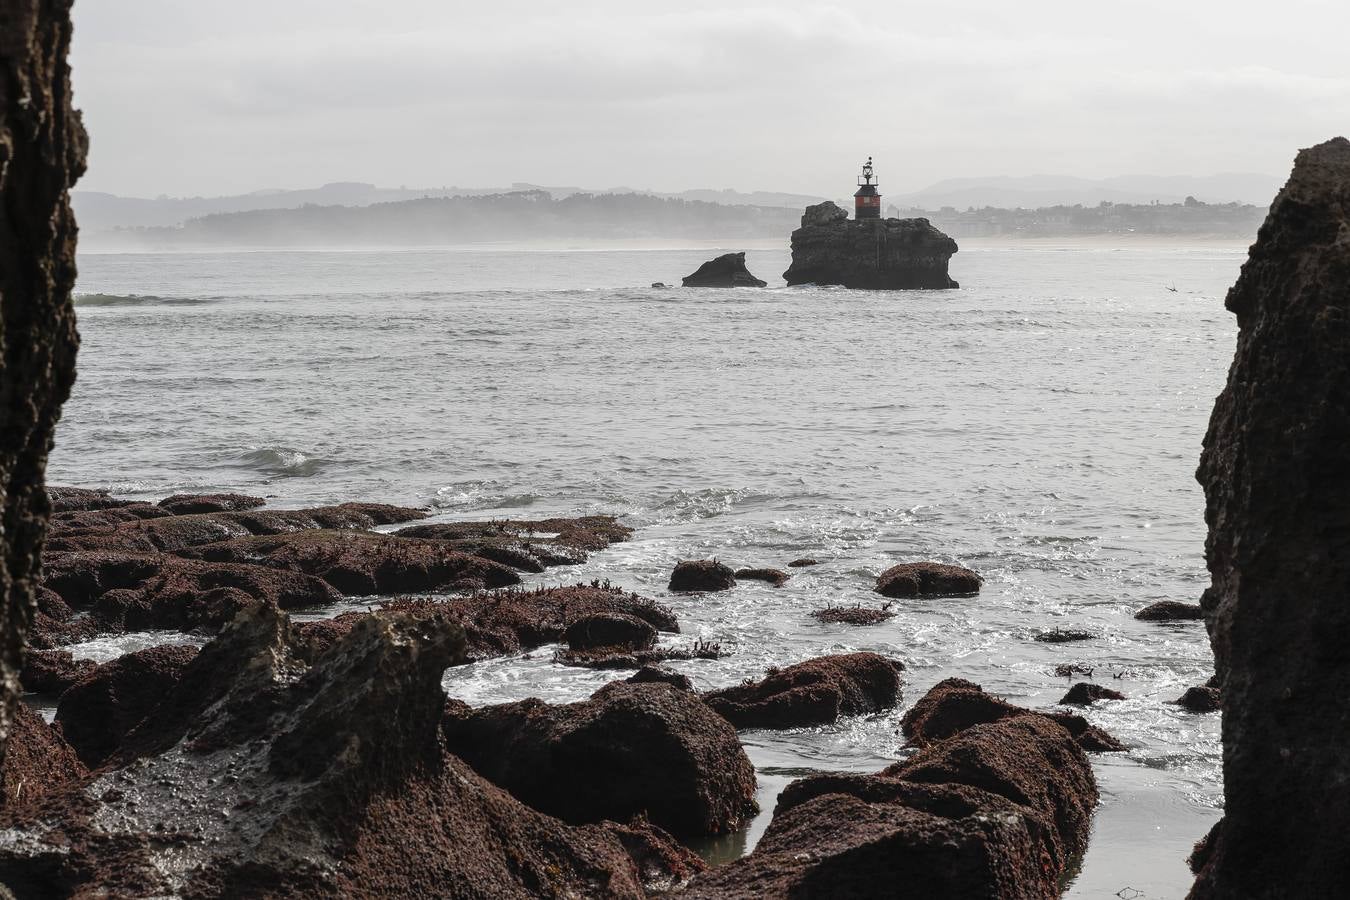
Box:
(1174, 685, 1221, 713)
(47, 487, 131, 514)
(1059, 682, 1126, 705)
(1035, 628, 1095, 643)
(786, 557, 819, 568)
(1, 703, 85, 808)
(55, 644, 199, 767)
(681, 251, 767, 287)
(783, 201, 958, 290)
(625, 665, 693, 692)
(0, 604, 699, 896)
(902, 678, 1125, 753)
(564, 612, 658, 651)
(668, 559, 736, 592)
(733, 567, 789, 587)
(875, 561, 982, 598)
(809, 604, 895, 625)
(394, 514, 630, 553)
(19, 649, 96, 695)
(443, 682, 757, 837)
(554, 641, 725, 671)
(28, 586, 96, 649)
(178, 530, 521, 595)
(1134, 600, 1204, 621)
(703, 653, 903, 730)
(1192, 144, 1350, 900)
(682, 716, 1096, 899)
(156, 492, 266, 515)
(0, 0, 85, 768)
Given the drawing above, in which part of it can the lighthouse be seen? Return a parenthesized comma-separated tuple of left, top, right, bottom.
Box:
(853, 156, 881, 220)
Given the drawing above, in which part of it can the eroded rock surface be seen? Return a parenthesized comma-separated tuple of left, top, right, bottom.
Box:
(443, 681, 757, 836)
(1190, 137, 1350, 897)
(783, 202, 959, 290)
(703, 653, 904, 730)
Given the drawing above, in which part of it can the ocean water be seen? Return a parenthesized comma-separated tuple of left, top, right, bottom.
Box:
(56, 243, 1245, 898)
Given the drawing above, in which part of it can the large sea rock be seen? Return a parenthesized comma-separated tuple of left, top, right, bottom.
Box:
(1190, 136, 1350, 898)
(783, 201, 959, 289)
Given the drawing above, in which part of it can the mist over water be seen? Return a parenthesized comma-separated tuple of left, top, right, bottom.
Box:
(57, 244, 1241, 897)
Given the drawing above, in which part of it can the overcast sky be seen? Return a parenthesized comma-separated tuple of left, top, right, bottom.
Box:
(72, 0, 1350, 198)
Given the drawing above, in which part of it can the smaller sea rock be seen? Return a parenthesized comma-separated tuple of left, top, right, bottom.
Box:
(875, 561, 981, 598)
(786, 558, 819, 568)
(20, 650, 98, 695)
(734, 567, 789, 587)
(810, 605, 895, 626)
(157, 492, 266, 515)
(1035, 628, 1095, 643)
(703, 652, 904, 730)
(669, 559, 737, 592)
(1174, 685, 1221, 713)
(564, 612, 658, 652)
(1059, 682, 1126, 706)
(1135, 600, 1204, 621)
(625, 665, 693, 692)
(681, 252, 767, 288)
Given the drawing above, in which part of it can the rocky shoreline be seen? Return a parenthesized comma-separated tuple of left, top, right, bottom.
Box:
(0, 484, 1183, 896)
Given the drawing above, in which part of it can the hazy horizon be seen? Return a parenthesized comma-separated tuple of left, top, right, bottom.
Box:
(72, 1, 1350, 198)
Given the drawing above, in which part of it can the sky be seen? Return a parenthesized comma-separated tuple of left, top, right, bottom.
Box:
(71, 0, 1350, 198)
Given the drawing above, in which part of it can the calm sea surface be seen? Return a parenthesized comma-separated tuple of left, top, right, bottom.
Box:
(57, 243, 1245, 897)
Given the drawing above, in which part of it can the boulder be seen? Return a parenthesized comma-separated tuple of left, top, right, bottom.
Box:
(783, 202, 959, 290)
(901, 678, 1124, 753)
(1193, 138, 1350, 895)
(1, 703, 86, 808)
(156, 492, 266, 515)
(786, 557, 819, 568)
(703, 653, 904, 730)
(19, 650, 97, 695)
(55, 644, 200, 767)
(809, 605, 895, 625)
(1059, 682, 1126, 705)
(443, 682, 757, 836)
(625, 666, 694, 692)
(178, 530, 521, 595)
(681, 715, 1096, 899)
(564, 612, 658, 651)
(1174, 685, 1221, 713)
(734, 567, 789, 587)
(1134, 600, 1204, 621)
(1035, 628, 1095, 643)
(875, 561, 981, 598)
(0, 604, 700, 897)
(668, 559, 736, 592)
(681, 252, 767, 288)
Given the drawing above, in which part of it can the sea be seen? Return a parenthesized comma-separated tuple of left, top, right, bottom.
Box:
(55, 241, 1245, 898)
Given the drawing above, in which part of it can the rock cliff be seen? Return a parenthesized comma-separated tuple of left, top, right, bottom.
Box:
(0, 0, 85, 768)
(783, 202, 958, 289)
(1191, 136, 1350, 897)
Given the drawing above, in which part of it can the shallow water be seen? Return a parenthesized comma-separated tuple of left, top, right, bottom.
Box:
(55, 243, 1242, 897)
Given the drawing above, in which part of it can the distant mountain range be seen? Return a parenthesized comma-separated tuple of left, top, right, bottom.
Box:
(73, 172, 1280, 236)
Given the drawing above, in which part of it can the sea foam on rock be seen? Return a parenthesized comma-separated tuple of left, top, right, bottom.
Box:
(783, 201, 959, 289)
(1190, 137, 1350, 897)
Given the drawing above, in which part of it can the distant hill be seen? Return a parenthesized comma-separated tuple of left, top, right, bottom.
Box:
(87, 190, 803, 249)
(891, 173, 1281, 210)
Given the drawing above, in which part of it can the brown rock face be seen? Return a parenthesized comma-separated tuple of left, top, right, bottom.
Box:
(1191, 137, 1350, 897)
(703, 652, 904, 730)
(443, 681, 758, 837)
(875, 561, 982, 598)
(0, 0, 85, 768)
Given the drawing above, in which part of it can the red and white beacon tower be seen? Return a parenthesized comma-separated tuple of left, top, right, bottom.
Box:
(854, 156, 881, 220)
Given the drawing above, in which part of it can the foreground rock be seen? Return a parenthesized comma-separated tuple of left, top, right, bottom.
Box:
(0, 604, 700, 896)
(681, 252, 767, 287)
(703, 653, 903, 730)
(1, 704, 85, 808)
(681, 715, 1095, 898)
(902, 678, 1125, 753)
(444, 681, 757, 836)
(55, 644, 200, 767)
(19, 650, 97, 695)
(0, 3, 85, 770)
(668, 559, 736, 592)
(875, 561, 982, 598)
(783, 201, 959, 290)
(1190, 138, 1350, 896)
